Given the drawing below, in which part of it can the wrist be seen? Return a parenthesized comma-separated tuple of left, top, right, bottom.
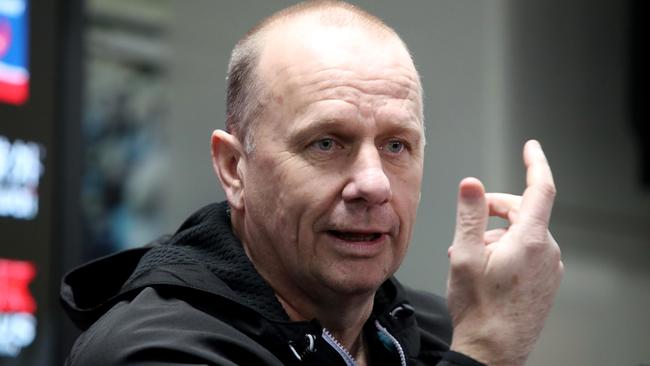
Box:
(450, 329, 527, 366)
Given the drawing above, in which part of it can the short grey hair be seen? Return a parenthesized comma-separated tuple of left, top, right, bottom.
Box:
(225, 35, 264, 154)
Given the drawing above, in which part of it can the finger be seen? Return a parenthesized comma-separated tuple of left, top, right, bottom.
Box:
(520, 140, 556, 225)
(452, 177, 488, 251)
(484, 228, 507, 244)
(486, 193, 522, 223)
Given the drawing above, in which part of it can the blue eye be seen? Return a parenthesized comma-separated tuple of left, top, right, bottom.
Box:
(385, 140, 404, 153)
(314, 138, 336, 151)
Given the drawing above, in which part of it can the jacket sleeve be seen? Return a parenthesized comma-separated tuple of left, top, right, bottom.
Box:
(402, 286, 486, 366)
(439, 351, 486, 366)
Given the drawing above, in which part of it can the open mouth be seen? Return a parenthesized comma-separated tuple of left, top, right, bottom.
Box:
(327, 230, 382, 242)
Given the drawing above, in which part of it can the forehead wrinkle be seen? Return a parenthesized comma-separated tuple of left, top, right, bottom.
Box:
(277, 70, 421, 116)
(301, 65, 419, 97)
(312, 76, 417, 101)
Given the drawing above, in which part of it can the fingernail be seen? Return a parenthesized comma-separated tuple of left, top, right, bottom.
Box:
(459, 177, 485, 200)
(529, 139, 541, 149)
(461, 188, 482, 200)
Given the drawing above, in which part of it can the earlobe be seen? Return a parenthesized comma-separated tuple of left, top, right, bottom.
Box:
(211, 130, 245, 210)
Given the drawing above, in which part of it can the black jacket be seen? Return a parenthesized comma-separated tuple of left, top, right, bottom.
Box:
(61, 202, 484, 366)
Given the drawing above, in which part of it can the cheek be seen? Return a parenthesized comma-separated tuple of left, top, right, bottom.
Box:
(390, 166, 423, 236)
(244, 157, 294, 237)
(390, 163, 422, 203)
(291, 173, 345, 234)
(247, 155, 344, 240)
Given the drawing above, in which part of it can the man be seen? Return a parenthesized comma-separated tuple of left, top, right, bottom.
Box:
(62, 1, 563, 365)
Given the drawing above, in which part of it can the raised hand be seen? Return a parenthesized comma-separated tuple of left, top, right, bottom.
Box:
(446, 140, 564, 366)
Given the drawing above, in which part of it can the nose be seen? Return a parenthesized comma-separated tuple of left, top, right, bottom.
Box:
(342, 145, 392, 205)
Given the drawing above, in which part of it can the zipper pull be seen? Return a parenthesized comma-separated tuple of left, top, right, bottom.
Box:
(389, 303, 414, 319)
(288, 333, 317, 362)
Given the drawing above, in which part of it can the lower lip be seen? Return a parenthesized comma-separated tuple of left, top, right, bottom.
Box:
(325, 233, 387, 257)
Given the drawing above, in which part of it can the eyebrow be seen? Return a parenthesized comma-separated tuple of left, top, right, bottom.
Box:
(287, 118, 353, 145)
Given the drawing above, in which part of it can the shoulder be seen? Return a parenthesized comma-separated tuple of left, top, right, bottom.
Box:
(66, 286, 282, 366)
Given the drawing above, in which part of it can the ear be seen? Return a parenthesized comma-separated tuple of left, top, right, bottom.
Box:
(211, 129, 246, 210)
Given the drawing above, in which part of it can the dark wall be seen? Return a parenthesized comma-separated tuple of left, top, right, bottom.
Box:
(629, 0, 649, 186)
(0, 0, 82, 364)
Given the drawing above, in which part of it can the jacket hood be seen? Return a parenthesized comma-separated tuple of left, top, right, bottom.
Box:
(61, 201, 292, 330)
(60, 245, 149, 330)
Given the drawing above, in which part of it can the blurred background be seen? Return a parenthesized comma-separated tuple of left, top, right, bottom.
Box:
(0, 0, 647, 365)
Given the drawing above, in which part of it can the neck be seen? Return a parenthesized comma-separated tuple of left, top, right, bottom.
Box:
(277, 293, 372, 363)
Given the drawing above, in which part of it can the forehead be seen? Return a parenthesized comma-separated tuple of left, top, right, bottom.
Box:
(256, 20, 423, 118)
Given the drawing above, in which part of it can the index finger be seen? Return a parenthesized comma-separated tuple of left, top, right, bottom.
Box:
(519, 140, 556, 226)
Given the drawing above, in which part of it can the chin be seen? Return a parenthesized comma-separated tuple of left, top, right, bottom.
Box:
(319, 264, 393, 297)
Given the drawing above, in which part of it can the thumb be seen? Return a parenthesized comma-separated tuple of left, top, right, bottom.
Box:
(452, 177, 488, 251)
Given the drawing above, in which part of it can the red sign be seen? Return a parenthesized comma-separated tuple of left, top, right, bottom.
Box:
(0, 0, 30, 105)
(0, 259, 36, 314)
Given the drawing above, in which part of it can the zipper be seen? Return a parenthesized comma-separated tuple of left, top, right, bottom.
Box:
(374, 320, 407, 366)
(321, 322, 407, 366)
(321, 328, 357, 366)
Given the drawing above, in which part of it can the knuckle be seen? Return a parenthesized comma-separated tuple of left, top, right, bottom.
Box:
(458, 211, 483, 230)
(458, 224, 480, 239)
(538, 182, 557, 199)
(522, 234, 552, 255)
(449, 251, 477, 274)
(551, 243, 562, 262)
(521, 232, 562, 264)
(547, 232, 562, 261)
(524, 240, 547, 256)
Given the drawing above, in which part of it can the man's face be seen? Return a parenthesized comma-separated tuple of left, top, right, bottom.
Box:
(239, 25, 424, 302)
